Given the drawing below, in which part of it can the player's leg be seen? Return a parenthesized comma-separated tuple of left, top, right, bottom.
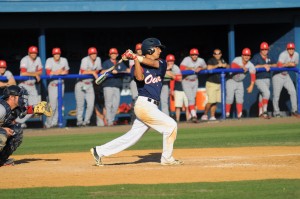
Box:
(256, 79, 270, 118)
(284, 75, 298, 114)
(75, 82, 85, 126)
(103, 87, 114, 126)
(160, 84, 170, 116)
(83, 84, 95, 126)
(182, 80, 197, 121)
(134, 97, 181, 164)
(225, 79, 235, 118)
(45, 82, 57, 127)
(235, 82, 244, 118)
(111, 87, 121, 124)
(174, 90, 183, 122)
(272, 75, 284, 116)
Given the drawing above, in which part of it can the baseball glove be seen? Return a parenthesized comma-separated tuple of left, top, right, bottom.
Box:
(34, 101, 53, 117)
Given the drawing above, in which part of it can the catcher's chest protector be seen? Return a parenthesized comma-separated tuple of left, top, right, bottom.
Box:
(0, 99, 13, 126)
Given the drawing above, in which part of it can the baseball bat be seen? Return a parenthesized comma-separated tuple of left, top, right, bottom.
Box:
(95, 59, 123, 85)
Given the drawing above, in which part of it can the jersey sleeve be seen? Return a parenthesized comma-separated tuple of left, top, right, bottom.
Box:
(63, 58, 70, 71)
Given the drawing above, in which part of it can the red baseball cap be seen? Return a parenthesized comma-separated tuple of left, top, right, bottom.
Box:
(28, 46, 38, 54)
(109, 48, 118, 54)
(190, 48, 199, 55)
(0, 60, 7, 68)
(52, 48, 61, 55)
(135, 43, 142, 50)
(287, 42, 295, 49)
(242, 48, 251, 56)
(166, 54, 175, 62)
(88, 47, 98, 55)
(260, 42, 269, 50)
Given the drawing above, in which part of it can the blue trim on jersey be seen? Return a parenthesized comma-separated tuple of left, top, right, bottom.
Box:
(131, 59, 167, 101)
(251, 53, 275, 79)
(102, 59, 128, 88)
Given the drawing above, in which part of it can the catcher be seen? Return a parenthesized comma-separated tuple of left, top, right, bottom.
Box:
(0, 85, 52, 167)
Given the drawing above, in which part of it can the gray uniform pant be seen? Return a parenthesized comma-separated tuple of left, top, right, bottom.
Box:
(182, 79, 198, 105)
(75, 82, 95, 125)
(226, 79, 244, 104)
(0, 133, 7, 151)
(45, 81, 65, 127)
(130, 80, 138, 100)
(104, 87, 120, 126)
(160, 84, 170, 116)
(272, 73, 297, 114)
(16, 83, 40, 124)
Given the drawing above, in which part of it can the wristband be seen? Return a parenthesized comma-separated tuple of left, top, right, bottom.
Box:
(137, 56, 144, 63)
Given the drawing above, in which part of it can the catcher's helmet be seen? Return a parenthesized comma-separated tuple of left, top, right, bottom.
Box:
(141, 38, 165, 55)
(2, 85, 28, 107)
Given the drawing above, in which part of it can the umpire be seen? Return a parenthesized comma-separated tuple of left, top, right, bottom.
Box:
(0, 85, 28, 166)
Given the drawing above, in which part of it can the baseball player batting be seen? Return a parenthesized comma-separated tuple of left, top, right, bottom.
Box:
(90, 38, 183, 166)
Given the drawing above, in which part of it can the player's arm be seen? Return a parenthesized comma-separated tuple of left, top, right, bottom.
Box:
(133, 59, 144, 81)
(81, 69, 99, 79)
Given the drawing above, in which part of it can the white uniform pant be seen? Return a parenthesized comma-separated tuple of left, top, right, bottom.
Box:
(104, 87, 120, 126)
(95, 96, 178, 163)
(75, 81, 95, 125)
(45, 81, 65, 127)
(272, 73, 297, 114)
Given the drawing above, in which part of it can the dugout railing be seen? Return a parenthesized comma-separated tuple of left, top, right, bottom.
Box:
(0, 67, 299, 128)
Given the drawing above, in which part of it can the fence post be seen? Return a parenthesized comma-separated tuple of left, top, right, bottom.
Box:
(57, 78, 63, 127)
(221, 72, 226, 119)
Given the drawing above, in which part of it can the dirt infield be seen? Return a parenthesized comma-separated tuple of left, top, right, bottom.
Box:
(1, 117, 300, 189)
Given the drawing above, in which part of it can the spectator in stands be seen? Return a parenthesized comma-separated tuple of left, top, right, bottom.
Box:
(16, 46, 43, 128)
(251, 42, 277, 119)
(102, 48, 130, 126)
(180, 48, 207, 122)
(128, 43, 142, 123)
(272, 42, 300, 118)
(44, 48, 69, 128)
(168, 54, 190, 122)
(75, 47, 102, 127)
(225, 48, 256, 119)
(201, 49, 229, 121)
(0, 60, 16, 95)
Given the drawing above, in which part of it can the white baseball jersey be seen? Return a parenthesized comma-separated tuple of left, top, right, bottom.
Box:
(180, 56, 207, 80)
(0, 70, 14, 80)
(278, 50, 299, 75)
(278, 50, 299, 65)
(20, 55, 43, 84)
(46, 57, 70, 83)
(79, 56, 102, 82)
(231, 57, 255, 82)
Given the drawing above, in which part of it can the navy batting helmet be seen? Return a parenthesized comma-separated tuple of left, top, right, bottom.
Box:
(141, 38, 166, 55)
(2, 85, 28, 107)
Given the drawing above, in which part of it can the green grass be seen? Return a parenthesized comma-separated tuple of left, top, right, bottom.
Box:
(4, 123, 300, 198)
(1, 180, 300, 199)
(15, 123, 300, 155)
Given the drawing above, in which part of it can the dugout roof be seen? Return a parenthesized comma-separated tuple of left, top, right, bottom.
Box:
(0, 0, 300, 12)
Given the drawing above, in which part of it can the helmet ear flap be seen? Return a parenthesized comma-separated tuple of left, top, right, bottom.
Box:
(147, 48, 155, 55)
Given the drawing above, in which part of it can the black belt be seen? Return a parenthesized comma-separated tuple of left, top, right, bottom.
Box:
(147, 98, 160, 106)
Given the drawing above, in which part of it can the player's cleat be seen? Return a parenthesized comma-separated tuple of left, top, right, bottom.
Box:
(259, 112, 271, 119)
(291, 112, 300, 118)
(275, 114, 281, 118)
(0, 158, 15, 167)
(201, 114, 208, 121)
(90, 147, 103, 166)
(161, 159, 184, 166)
(209, 116, 216, 121)
(191, 116, 198, 123)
